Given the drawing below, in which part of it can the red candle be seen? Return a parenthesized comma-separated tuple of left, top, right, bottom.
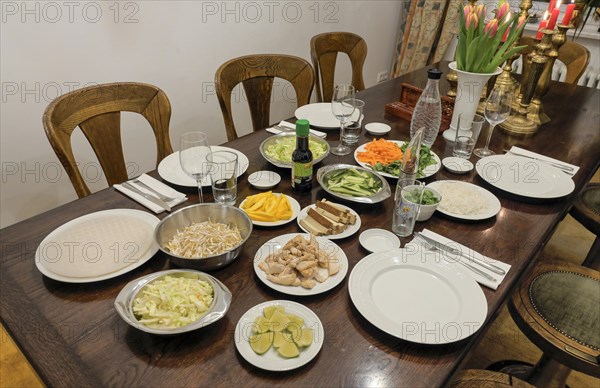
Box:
(547, 7, 560, 29)
(548, 0, 556, 12)
(536, 11, 549, 40)
(562, 1, 575, 25)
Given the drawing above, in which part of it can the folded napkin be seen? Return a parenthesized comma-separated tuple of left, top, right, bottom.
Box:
(114, 173, 187, 213)
(412, 229, 511, 290)
(509, 146, 579, 176)
(266, 121, 327, 138)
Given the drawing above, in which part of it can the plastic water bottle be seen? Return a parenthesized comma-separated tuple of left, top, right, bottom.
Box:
(410, 69, 442, 148)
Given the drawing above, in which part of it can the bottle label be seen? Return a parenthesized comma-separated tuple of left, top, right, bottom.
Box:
(292, 162, 312, 187)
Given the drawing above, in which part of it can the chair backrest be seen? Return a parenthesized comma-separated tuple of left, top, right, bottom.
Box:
(310, 32, 367, 102)
(43, 82, 173, 198)
(214, 54, 315, 142)
(520, 37, 590, 85)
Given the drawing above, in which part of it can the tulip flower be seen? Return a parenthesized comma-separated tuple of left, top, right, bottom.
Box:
(496, 1, 511, 21)
(475, 4, 485, 20)
(517, 15, 527, 30)
(466, 12, 479, 30)
(463, 4, 473, 21)
(484, 18, 499, 37)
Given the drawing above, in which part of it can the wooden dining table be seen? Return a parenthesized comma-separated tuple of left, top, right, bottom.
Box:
(1, 62, 599, 387)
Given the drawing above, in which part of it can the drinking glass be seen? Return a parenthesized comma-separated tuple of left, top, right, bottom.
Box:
(474, 88, 513, 158)
(207, 151, 238, 205)
(179, 132, 212, 203)
(453, 113, 485, 158)
(343, 99, 365, 146)
(392, 181, 425, 237)
(331, 84, 356, 156)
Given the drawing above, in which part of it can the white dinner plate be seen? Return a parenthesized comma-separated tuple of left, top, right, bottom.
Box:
(354, 140, 441, 179)
(239, 194, 300, 227)
(254, 233, 348, 296)
(348, 247, 487, 344)
(476, 155, 575, 199)
(234, 300, 324, 371)
(35, 209, 159, 283)
(296, 204, 361, 240)
(157, 147, 249, 187)
(427, 180, 501, 220)
(295, 103, 360, 129)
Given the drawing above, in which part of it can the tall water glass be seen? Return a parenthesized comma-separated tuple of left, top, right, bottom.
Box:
(453, 113, 485, 158)
(331, 84, 356, 156)
(343, 99, 365, 146)
(180, 132, 212, 203)
(392, 181, 425, 237)
(207, 151, 238, 205)
(474, 88, 513, 158)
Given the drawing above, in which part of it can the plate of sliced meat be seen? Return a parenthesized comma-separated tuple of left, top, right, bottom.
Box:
(297, 200, 361, 240)
(253, 233, 348, 296)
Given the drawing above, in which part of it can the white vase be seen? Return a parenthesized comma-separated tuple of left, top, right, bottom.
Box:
(443, 62, 502, 141)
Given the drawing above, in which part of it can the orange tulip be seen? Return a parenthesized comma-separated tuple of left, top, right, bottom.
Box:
(484, 18, 499, 37)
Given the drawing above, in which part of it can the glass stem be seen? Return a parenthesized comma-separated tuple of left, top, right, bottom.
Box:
(339, 120, 346, 147)
(197, 178, 204, 203)
(484, 124, 497, 151)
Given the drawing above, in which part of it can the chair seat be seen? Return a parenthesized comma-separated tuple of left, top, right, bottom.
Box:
(570, 183, 600, 236)
(509, 261, 600, 378)
(450, 369, 534, 387)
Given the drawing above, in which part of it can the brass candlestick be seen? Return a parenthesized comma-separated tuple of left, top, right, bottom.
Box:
(527, 27, 562, 125)
(501, 53, 547, 135)
(515, 30, 553, 109)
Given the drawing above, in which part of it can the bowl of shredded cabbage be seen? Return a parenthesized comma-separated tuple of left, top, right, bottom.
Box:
(114, 269, 232, 334)
(155, 203, 253, 270)
(260, 132, 329, 168)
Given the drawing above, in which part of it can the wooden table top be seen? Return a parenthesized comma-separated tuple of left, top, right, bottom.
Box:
(1, 63, 599, 387)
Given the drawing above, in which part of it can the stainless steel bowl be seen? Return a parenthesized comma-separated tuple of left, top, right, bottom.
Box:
(259, 132, 330, 168)
(114, 269, 232, 335)
(155, 203, 252, 270)
(316, 164, 391, 204)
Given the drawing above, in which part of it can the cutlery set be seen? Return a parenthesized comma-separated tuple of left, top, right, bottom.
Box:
(503, 149, 575, 173)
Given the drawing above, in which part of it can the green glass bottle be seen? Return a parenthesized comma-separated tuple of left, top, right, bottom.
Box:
(291, 119, 313, 193)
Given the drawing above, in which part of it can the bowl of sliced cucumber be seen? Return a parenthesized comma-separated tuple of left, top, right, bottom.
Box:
(316, 164, 391, 204)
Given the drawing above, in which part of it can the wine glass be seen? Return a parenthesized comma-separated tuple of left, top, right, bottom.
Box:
(474, 88, 513, 158)
(331, 84, 356, 156)
(179, 132, 212, 203)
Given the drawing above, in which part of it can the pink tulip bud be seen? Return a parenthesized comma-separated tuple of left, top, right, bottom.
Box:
(475, 4, 485, 20)
(466, 13, 479, 30)
(463, 4, 472, 21)
(485, 18, 499, 37)
(496, 2, 510, 21)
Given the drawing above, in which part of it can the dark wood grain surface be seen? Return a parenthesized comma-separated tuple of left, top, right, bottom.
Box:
(2, 63, 599, 387)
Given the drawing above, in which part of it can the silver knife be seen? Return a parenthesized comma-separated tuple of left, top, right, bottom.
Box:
(416, 233, 506, 275)
(121, 182, 171, 212)
(504, 149, 575, 172)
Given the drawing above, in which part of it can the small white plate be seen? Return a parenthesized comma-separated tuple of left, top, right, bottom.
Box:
(254, 233, 348, 296)
(296, 203, 361, 240)
(234, 300, 324, 371)
(248, 171, 281, 190)
(365, 123, 391, 135)
(442, 157, 474, 174)
(359, 229, 401, 253)
(239, 194, 300, 227)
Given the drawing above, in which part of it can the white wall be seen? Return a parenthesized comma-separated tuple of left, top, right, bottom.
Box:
(0, 0, 402, 227)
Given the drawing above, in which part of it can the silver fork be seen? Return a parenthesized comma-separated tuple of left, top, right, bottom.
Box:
(130, 179, 176, 202)
(413, 234, 497, 283)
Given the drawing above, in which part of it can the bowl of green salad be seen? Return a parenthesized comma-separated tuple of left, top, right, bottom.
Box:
(402, 185, 442, 221)
(260, 132, 329, 168)
(316, 164, 391, 204)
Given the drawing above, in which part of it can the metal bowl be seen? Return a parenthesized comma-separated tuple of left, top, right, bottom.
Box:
(114, 269, 232, 335)
(316, 164, 391, 204)
(259, 132, 330, 168)
(155, 203, 252, 270)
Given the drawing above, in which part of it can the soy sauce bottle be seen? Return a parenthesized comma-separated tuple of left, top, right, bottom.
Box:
(291, 119, 313, 193)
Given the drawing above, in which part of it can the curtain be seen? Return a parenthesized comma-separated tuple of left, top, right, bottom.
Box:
(391, 0, 462, 77)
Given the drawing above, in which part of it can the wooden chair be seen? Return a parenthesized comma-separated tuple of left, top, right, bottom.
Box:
(450, 369, 534, 388)
(520, 37, 590, 84)
(214, 54, 314, 142)
(43, 82, 173, 198)
(569, 182, 600, 270)
(507, 260, 600, 386)
(310, 32, 367, 102)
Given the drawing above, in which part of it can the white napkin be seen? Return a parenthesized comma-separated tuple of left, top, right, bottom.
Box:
(412, 229, 511, 290)
(266, 120, 327, 138)
(509, 146, 579, 176)
(114, 173, 187, 213)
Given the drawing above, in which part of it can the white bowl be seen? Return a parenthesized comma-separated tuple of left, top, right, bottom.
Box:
(401, 185, 442, 221)
(365, 122, 391, 135)
(359, 229, 401, 253)
(442, 157, 474, 174)
(248, 171, 281, 189)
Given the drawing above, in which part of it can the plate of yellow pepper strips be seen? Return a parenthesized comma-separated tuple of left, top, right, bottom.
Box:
(239, 192, 300, 227)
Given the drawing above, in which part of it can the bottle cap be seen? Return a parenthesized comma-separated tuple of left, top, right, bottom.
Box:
(295, 119, 310, 136)
(427, 69, 443, 80)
